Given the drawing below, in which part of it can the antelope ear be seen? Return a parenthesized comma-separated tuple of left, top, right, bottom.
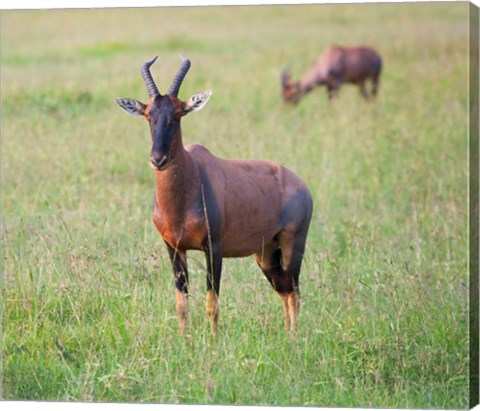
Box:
(115, 98, 146, 116)
(183, 90, 212, 113)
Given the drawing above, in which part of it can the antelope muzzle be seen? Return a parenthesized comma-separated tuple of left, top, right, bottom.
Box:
(150, 150, 170, 170)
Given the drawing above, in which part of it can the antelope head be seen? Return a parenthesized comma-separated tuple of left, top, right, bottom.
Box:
(280, 69, 301, 104)
(115, 56, 212, 170)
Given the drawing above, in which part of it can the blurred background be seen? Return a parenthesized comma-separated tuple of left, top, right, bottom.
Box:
(1, 3, 470, 407)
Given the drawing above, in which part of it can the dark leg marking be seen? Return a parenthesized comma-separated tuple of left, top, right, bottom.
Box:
(203, 240, 222, 335)
(165, 241, 189, 332)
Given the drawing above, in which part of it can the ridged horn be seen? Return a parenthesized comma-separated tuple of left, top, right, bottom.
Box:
(141, 55, 160, 98)
(167, 55, 191, 97)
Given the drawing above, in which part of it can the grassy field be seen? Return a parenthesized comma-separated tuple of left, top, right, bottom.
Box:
(0, 3, 470, 408)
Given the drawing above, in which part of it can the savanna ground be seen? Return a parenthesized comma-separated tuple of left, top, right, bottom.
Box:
(0, 3, 471, 408)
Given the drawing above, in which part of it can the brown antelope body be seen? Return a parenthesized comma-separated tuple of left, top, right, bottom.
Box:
(281, 45, 382, 103)
(115, 56, 313, 333)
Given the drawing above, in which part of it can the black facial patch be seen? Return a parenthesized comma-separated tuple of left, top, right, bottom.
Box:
(148, 96, 181, 159)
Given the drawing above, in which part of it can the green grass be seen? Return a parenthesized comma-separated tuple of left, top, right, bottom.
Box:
(1, 3, 470, 408)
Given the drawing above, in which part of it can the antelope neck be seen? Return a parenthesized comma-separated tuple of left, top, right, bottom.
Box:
(299, 70, 327, 93)
(153, 130, 198, 216)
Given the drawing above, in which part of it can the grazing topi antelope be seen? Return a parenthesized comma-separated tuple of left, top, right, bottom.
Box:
(115, 56, 313, 334)
(281, 45, 382, 104)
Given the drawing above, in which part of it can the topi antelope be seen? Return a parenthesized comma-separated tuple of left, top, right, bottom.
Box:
(281, 45, 382, 104)
(115, 56, 313, 334)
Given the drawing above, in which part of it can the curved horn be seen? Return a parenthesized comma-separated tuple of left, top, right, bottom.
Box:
(167, 55, 191, 97)
(141, 55, 160, 98)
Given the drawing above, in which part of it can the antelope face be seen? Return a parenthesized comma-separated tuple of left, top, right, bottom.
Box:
(282, 84, 302, 104)
(115, 56, 212, 171)
(280, 69, 301, 104)
(145, 96, 183, 170)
